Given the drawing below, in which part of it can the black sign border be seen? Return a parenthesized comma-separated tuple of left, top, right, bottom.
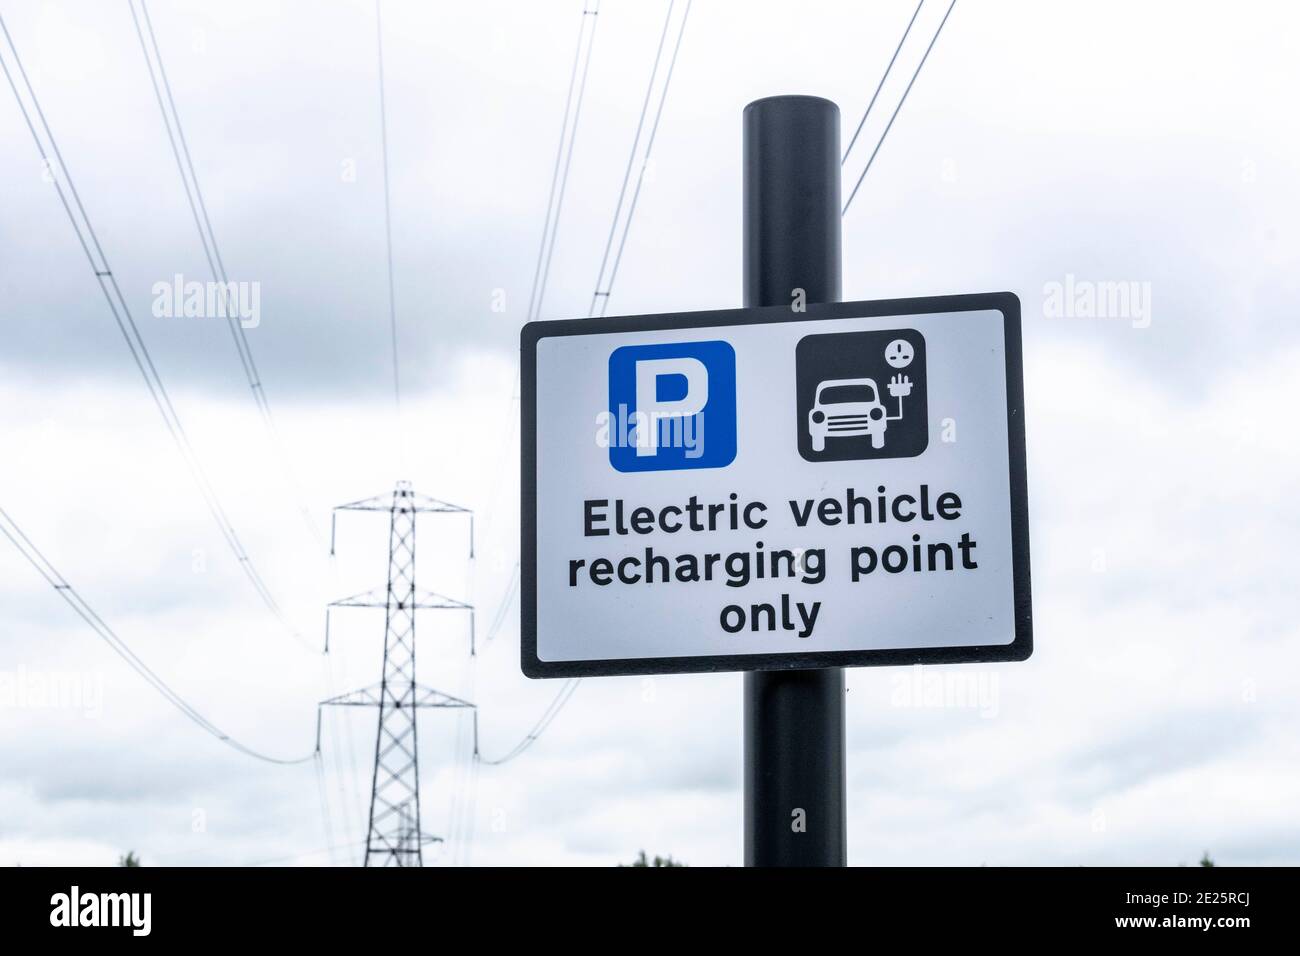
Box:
(521, 292, 1031, 678)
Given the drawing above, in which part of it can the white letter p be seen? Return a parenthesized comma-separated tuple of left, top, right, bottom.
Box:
(634, 357, 708, 457)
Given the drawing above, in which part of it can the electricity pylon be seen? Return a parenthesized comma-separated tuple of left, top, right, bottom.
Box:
(317, 481, 475, 867)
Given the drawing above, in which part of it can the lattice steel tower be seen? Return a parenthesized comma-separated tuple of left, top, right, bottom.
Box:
(317, 481, 475, 867)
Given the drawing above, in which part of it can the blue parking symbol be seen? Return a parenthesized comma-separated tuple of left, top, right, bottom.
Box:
(607, 340, 736, 472)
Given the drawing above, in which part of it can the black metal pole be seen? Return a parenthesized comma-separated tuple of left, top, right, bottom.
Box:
(742, 95, 846, 867)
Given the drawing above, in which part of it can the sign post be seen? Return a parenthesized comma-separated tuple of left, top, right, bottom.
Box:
(742, 95, 846, 867)
(519, 96, 1032, 869)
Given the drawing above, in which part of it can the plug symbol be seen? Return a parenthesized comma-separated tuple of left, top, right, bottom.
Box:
(887, 374, 913, 398)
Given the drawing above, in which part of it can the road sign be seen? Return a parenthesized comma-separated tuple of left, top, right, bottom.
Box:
(521, 292, 1031, 678)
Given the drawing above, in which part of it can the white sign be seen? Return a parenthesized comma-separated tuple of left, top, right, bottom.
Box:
(521, 294, 1031, 677)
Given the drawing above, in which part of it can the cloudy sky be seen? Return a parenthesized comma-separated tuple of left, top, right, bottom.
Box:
(1, 0, 1298, 866)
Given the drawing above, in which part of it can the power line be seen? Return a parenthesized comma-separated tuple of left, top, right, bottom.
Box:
(375, 0, 401, 418)
(590, 0, 692, 318)
(480, 0, 939, 771)
(458, 745, 480, 864)
(484, 0, 690, 634)
(483, 562, 518, 643)
(0, 506, 315, 765)
(445, 672, 480, 866)
(321, 654, 365, 865)
(588, 0, 677, 316)
(484, 0, 955, 788)
(0, 14, 308, 649)
(476, 2, 692, 765)
(129, 1, 261, 413)
(445, 709, 471, 860)
(529, 0, 601, 325)
(310, 640, 376, 865)
(246, 839, 367, 867)
(477, 0, 603, 629)
(842, 0, 958, 216)
(314, 751, 339, 864)
(475, 678, 580, 766)
(127, 0, 326, 551)
(841, 0, 924, 166)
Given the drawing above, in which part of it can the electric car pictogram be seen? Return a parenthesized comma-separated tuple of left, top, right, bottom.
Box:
(807, 374, 913, 452)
